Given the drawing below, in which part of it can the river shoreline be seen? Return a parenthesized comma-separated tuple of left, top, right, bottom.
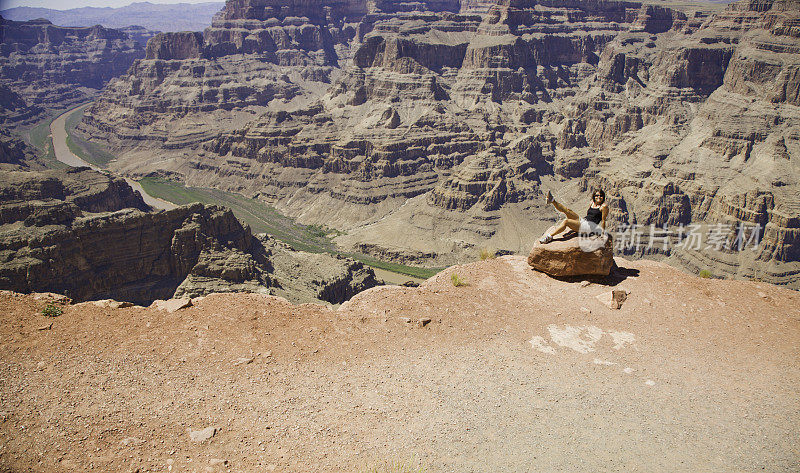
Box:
(50, 105, 176, 211)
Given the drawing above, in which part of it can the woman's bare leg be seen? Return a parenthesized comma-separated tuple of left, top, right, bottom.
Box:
(550, 218, 581, 236)
(552, 200, 579, 221)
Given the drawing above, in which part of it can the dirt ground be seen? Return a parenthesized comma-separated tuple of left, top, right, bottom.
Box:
(1, 256, 799, 472)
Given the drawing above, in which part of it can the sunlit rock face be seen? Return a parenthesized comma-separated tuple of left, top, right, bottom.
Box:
(80, 0, 800, 288)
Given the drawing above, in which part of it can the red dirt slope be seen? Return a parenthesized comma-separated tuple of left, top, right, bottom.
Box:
(1, 256, 798, 472)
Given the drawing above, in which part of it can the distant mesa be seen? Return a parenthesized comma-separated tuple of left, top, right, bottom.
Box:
(0, 2, 225, 32)
(24, 17, 52, 25)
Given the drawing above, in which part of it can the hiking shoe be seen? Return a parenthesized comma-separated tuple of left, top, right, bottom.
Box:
(538, 233, 553, 244)
(546, 190, 554, 204)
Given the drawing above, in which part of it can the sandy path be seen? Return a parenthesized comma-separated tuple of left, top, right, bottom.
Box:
(50, 106, 176, 211)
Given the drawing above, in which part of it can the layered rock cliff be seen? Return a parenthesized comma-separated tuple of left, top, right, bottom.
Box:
(78, 0, 800, 289)
(564, 0, 800, 286)
(0, 128, 45, 169)
(0, 155, 378, 304)
(0, 17, 144, 127)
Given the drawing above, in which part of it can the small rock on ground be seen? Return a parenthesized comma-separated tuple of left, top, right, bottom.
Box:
(152, 298, 192, 313)
(92, 299, 134, 309)
(32, 293, 71, 304)
(189, 426, 217, 443)
(596, 289, 629, 309)
(233, 356, 255, 366)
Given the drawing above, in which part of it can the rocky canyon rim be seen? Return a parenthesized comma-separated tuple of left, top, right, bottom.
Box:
(1, 256, 798, 471)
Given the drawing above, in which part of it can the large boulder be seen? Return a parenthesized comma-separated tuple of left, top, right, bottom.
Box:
(528, 228, 614, 277)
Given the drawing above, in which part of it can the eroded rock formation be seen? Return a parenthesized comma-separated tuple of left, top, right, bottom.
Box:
(0, 141, 378, 304)
(0, 128, 44, 168)
(78, 0, 800, 289)
(0, 17, 144, 127)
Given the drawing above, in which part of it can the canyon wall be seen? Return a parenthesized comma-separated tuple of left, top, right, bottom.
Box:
(0, 138, 378, 304)
(0, 17, 145, 127)
(78, 0, 800, 289)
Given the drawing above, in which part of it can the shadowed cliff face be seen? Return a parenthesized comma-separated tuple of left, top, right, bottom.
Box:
(0, 179, 380, 305)
(79, 0, 800, 289)
(0, 128, 42, 168)
(0, 17, 144, 127)
(0, 201, 255, 304)
(145, 32, 204, 60)
(0, 137, 379, 304)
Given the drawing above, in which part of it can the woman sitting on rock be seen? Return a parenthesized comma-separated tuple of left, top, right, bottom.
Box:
(538, 188, 608, 244)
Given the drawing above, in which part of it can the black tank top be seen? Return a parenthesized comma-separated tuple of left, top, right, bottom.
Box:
(586, 206, 602, 224)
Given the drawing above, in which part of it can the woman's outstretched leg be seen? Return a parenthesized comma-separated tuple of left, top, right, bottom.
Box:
(545, 190, 579, 220)
(539, 218, 581, 243)
(552, 200, 579, 221)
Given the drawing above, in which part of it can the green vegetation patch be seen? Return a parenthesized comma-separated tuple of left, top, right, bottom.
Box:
(27, 112, 58, 151)
(40, 139, 67, 170)
(139, 177, 333, 252)
(64, 105, 116, 167)
(479, 247, 495, 260)
(41, 304, 63, 317)
(346, 254, 440, 280)
(22, 110, 68, 170)
(450, 272, 467, 287)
